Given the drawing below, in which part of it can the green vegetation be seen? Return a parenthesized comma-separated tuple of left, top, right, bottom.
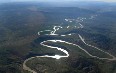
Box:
(0, 2, 116, 73)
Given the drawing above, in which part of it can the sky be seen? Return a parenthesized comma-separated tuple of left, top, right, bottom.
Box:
(0, 0, 116, 3)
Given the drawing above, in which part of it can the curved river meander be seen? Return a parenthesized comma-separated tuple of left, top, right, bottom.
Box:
(23, 18, 116, 73)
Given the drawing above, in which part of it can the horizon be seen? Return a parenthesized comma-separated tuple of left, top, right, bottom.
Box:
(0, 0, 116, 3)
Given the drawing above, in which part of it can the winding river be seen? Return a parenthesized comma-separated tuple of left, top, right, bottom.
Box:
(23, 19, 116, 73)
